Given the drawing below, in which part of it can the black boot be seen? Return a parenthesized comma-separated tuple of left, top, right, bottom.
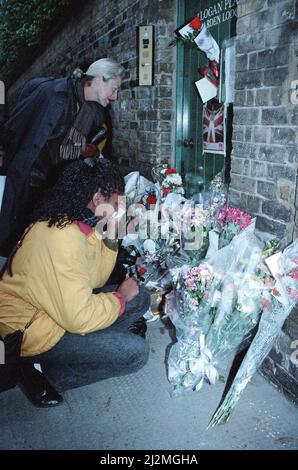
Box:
(128, 317, 147, 339)
(18, 364, 63, 408)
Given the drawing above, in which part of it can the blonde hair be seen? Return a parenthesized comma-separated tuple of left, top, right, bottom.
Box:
(86, 58, 125, 81)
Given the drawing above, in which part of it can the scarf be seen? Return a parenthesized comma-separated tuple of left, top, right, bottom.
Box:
(59, 80, 102, 160)
(75, 207, 118, 251)
(75, 207, 99, 228)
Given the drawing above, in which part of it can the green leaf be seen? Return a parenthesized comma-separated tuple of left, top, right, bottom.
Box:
(0, 0, 73, 84)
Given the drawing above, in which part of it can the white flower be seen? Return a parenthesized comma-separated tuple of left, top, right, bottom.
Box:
(143, 239, 156, 254)
(164, 174, 183, 186)
(122, 234, 139, 246)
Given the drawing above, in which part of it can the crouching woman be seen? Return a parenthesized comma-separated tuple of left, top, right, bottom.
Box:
(0, 159, 150, 406)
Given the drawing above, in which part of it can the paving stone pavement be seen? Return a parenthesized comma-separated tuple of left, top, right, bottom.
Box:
(0, 319, 298, 450)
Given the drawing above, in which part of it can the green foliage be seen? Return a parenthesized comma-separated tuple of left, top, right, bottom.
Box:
(169, 31, 201, 49)
(0, 0, 72, 85)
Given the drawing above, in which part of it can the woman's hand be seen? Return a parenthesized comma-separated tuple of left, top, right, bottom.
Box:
(117, 275, 139, 302)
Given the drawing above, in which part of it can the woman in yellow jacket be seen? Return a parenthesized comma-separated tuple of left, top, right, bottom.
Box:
(0, 159, 150, 406)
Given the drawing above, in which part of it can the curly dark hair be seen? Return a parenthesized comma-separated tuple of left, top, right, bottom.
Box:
(31, 159, 124, 227)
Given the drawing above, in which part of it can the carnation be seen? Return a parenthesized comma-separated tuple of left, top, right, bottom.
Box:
(164, 174, 183, 186)
(147, 194, 157, 205)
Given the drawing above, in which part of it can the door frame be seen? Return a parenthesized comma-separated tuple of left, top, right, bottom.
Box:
(174, 0, 185, 174)
(174, 0, 237, 184)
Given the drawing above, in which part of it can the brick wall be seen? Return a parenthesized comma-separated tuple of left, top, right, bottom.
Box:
(229, 0, 297, 245)
(5, 0, 298, 404)
(8, 0, 177, 176)
(262, 305, 298, 405)
(230, 0, 298, 404)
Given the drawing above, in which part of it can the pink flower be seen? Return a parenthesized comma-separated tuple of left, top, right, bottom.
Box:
(226, 283, 236, 290)
(186, 280, 195, 290)
(272, 287, 280, 297)
(264, 276, 274, 287)
(261, 298, 270, 310)
(287, 287, 298, 301)
(217, 205, 252, 229)
(289, 267, 298, 281)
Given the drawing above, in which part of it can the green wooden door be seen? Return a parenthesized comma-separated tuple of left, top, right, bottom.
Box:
(175, 0, 236, 196)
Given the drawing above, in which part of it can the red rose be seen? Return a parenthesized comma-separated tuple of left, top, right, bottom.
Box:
(147, 195, 157, 205)
(209, 60, 219, 78)
(272, 288, 280, 296)
(165, 168, 176, 174)
(189, 17, 202, 30)
(162, 188, 170, 196)
(198, 66, 209, 77)
(138, 267, 147, 275)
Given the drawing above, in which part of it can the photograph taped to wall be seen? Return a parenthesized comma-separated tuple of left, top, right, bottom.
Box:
(202, 100, 225, 155)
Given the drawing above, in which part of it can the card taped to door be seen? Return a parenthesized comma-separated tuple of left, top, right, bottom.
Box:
(195, 77, 217, 103)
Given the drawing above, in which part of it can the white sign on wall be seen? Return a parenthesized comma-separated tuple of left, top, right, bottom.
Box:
(197, 0, 237, 28)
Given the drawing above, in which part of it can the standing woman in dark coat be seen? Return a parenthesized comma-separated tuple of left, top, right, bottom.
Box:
(0, 58, 124, 256)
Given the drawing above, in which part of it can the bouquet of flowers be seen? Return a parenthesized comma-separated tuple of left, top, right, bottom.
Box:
(167, 225, 273, 395)
(209, 173, 226, 198)
(209, 239, 298, 426)
(172, 16, 219, 62)
(216, 205, 253, 248)
(170, 16, 203, 47)
(183, 263, 214, 308)
(188, 235, 267, 391)
(181, 200, 216, 264)
(159, 168, 185, 199)
(124, 171, 161, 214)
(166, 260, 223, 395)
(144, 192, 158, 207)
(122, 167, 186, 286)
(177, 174, 226, 263)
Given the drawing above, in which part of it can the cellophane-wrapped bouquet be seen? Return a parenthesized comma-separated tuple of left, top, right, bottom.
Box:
(209, 238, 298, 426)
(166, 260, 222, 394)
(120, 169, 191, 322)
(122, 166, 187, 285)
(166, 224, 277, 396)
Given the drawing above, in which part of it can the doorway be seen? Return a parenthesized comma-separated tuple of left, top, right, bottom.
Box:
(175, 0, 237, 196)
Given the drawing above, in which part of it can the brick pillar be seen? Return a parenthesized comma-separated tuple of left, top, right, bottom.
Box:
(230, 0, 298, 403)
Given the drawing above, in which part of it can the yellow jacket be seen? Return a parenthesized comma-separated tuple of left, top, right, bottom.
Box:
(0, 221, 121, 356)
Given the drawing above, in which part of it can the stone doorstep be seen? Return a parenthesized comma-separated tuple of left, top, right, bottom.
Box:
(261, 357, 298, 407)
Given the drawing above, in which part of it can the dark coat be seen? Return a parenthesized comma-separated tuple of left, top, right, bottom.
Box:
(0, 77, 112, 255)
